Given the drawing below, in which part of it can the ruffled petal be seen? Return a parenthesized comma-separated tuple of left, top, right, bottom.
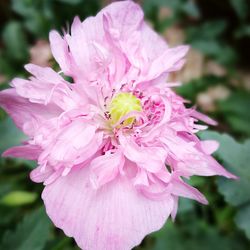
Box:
(13, 64, 87, 111)
(39, 119, 103, 169)
(89, 150, 125, 188)
(101, 1, 168, 70)
(162, 135, 237, 179)
(42, 166, 174, 250)
(0, 89, 61, 135)
(12, 64, 67, 104)
(119, 134, 167, 173)
(145, 46, 189, 80)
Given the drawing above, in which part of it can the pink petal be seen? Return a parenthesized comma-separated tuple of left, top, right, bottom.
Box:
(49, 31, 72, 76)
(119, 134, 167, 173)
(66, 17, 95, 81)
(90, 150, 125, 188)
(200, 140, 219, 155)
(145, 46, 189, 81)
(3, 144, 41, 160)
(12, 66, 66, 105)
(0, 89, 61, 135)
(139, 22, 169, 61)
(42, 166, 174, 250)
(101, 1, 166, 69)
(25, 64, 64, 82)
(40, 119, 102, 167)
(176, 154, 237, 179)
(192, 110, 217, 126)
(30, 164, 54, 183)
(100, 0, 143, 41)
(171, 178, 208, 204)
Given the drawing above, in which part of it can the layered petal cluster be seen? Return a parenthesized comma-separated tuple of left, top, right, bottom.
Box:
(0, 1, 236, 250)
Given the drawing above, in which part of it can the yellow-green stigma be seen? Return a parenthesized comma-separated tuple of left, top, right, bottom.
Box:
(109, 92, 142, 126)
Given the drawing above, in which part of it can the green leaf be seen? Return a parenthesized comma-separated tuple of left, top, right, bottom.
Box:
(55, 0, 83, 4)
(2, 21, 29, 62)
(176, 75, 224, 102)
(152, 221, 247, 250)
(0, 183, 13, 199)
(0, 117, 27, 155)
(0, 207, 51, 250)
(0, 191, 37, 206)
(181, 1, 200, 18)
(199, 131, 250, 239)
(0, 117, 36, 169)
(187, 21, 227, 41)
(218, 92, 250, 136)
(11, 0, 52, 37)
(235, 205, 250, 239)
(230, 0, 248, 21)
(235, 25, 250, 38)
(186, 20, 238, 66)
(191, 40, 222, 56)
(178, 198, 195, 214)
(11, 0, 35, 17)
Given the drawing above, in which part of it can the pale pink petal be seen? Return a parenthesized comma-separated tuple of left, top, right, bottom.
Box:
(25, 64, 64, 82)
(40, 119, 102, 168)
(202, 156, 238, 179)
(12, 68, 65, 105)
(66, 17, 95, 81)
(171, 196, 179, 220)
(171, 178, 208, 204)
(101, 1, 167, 70)
(3, 144, 41, 160)
(100, 0, 143, 41)
(119, 134, 167, 173)
(200, 140, 219, 155)
(42, 167, 174, 250)
(30, 164, 54, 183)
(192, 110, 217, 126)
(176, 154, 237, 179)
(0, 89, 61, 135)
(143, 46, 189, 81)
(139, 23, 169, 61)
(90, 150, 124, 188)
(49, 31, 72, 75)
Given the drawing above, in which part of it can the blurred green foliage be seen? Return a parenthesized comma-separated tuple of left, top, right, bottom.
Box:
(0, 0, 250, 249)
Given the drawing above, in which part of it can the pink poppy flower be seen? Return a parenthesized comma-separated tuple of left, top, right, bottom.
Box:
(0, 1, 236, 249)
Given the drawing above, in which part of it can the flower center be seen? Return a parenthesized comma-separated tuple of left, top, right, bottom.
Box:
(109, 92, 142, 126)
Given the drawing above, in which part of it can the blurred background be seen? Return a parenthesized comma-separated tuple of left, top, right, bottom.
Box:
(0, 0, 250, 249)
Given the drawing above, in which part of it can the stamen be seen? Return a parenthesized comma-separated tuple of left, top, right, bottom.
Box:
(109, 92, 142, 126)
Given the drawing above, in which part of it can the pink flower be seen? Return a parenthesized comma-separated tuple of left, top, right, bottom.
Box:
(0, 1, 236, 250)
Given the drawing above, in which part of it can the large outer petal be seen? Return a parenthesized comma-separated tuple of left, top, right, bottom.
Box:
(42, 167, 174, 250)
